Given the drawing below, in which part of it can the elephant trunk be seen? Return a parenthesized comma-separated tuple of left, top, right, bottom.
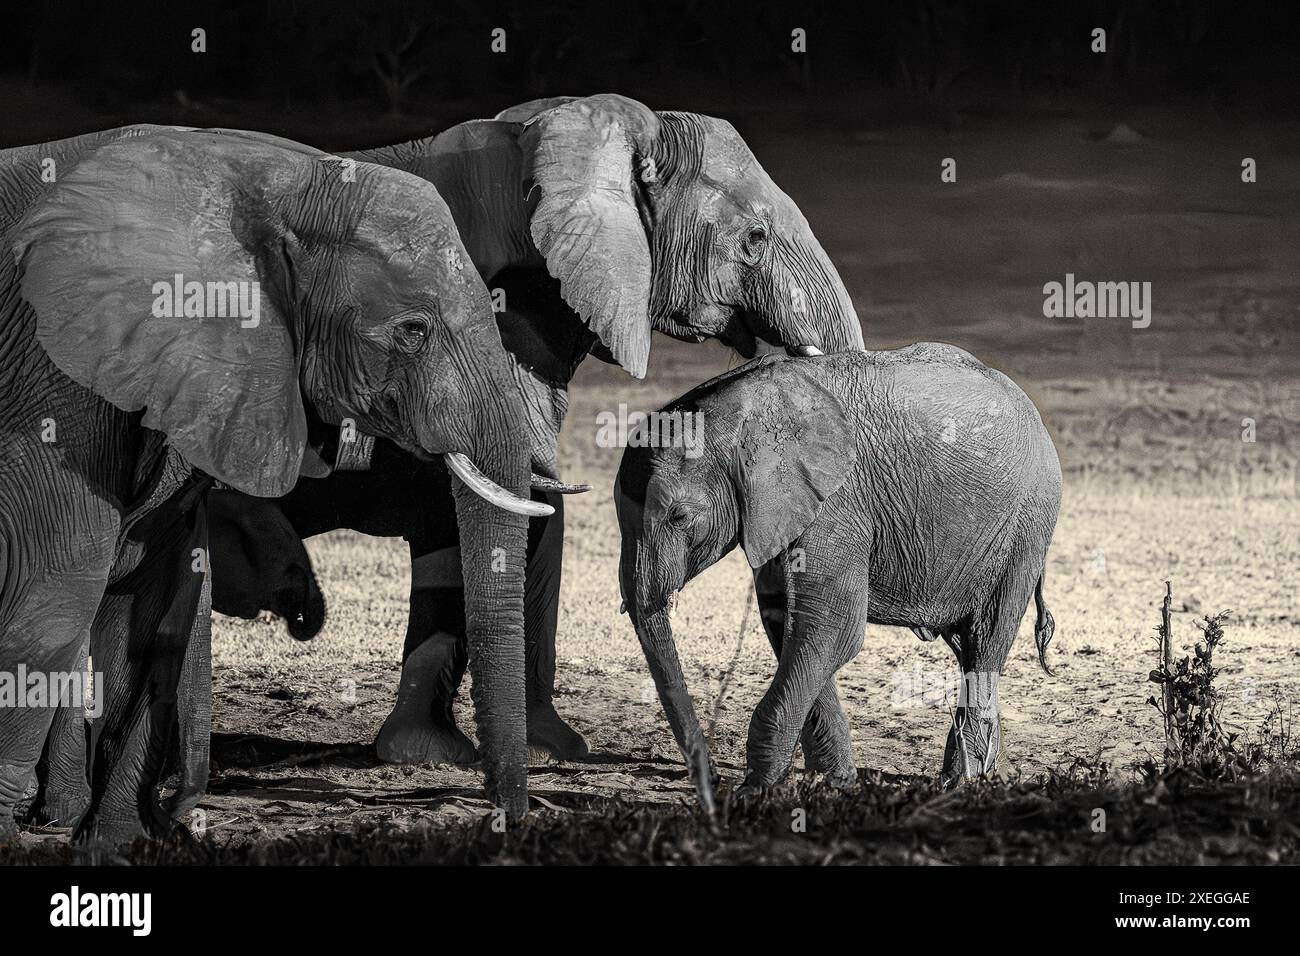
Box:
(284, 566, 326, 641)
(784, 238, 863, 354)
(453, 478, 530, 817)
(817, 243, 863, 353)
(439, 322, 535, 818)
(753, 230, 863, 356)
(623, 543, 715, 809)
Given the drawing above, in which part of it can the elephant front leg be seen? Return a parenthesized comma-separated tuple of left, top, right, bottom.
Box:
(754, 559, 856, 787)
(522, 493, 588, 761)
(375, 532, 477, 765)
(76, 508, 209, 844)
(164, 571, 212, 823)
(27, 637, 92, 829)
(376, 491, 588, 765)
(743, 554, 869, 793)
(0, 559, 113, 841)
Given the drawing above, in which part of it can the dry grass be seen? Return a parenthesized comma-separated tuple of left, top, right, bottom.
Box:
(9, 768, 1300, 865)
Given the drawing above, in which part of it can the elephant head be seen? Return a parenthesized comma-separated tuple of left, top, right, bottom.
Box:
(524, 94, 864, 374)
(614, 356, 856, 791)
(11, 129, 540, 814)
(207, 489, 325, 641)
(368, 93, 863, 383)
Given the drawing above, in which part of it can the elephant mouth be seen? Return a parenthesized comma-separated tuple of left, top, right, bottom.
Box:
(382, 436, 585, 512)
(723, 306, 825, 360)
(382, 422, 555, 517)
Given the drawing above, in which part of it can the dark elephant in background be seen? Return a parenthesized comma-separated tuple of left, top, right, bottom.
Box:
(615, 345, 1061, 797)
(208, 93, 866, 767)
(0, 124, 542, 841)
(207, 489, 327, 642)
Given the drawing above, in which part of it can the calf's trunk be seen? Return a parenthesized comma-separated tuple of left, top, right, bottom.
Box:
(629, 599, 716, 809)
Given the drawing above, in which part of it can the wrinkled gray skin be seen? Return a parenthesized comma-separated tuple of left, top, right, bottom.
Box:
(0, 125, 537, 842)
(615, 345, 1061, 796)
(206, 92, 865, 768)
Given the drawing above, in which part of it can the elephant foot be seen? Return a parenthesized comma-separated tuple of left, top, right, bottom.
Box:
(730, 780, 769, 806)
(75, 819, 146, 847)
(0, 764, 33, 841)
(74, 805, 173, 847)
(941, 707, 1001, 785)
(803, 747, 857, 789)
(375, 708, 478, 765)
(810, 765, 858, 790)
(526, 701, 589, 761)
(28, 789, 89, 830)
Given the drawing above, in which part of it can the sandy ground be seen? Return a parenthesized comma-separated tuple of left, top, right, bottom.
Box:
(23, 107, 1300, 846)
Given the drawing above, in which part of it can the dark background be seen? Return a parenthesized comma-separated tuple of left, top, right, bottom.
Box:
(3, 0, 1295, 454)
(2, 0, 1297, 148)
(2, 0, 1295, 438)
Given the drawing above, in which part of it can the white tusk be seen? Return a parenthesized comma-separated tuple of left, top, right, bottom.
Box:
(531, 473, 592, 494)
(790, 344, 824, 356)
(445, 453, 555, 517)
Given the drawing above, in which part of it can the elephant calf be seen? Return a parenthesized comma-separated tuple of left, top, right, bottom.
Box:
(615, 344, 1061, 794)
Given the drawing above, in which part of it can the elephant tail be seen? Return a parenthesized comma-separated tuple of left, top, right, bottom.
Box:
(1033, 575, 1055, 676)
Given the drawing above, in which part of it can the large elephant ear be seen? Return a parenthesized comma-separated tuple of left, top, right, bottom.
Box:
(519, 94, 659, 379)
(12, 130, 308, 498)
(731, 364, 857, 569)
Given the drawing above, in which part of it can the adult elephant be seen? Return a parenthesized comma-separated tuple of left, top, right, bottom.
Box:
(209, 93, 865, 766)
(0, 125, 541, 842)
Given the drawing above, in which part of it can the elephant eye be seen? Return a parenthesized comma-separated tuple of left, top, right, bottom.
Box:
(396, 317, 429, 349)
(747, 226, 768, 244)
(667, 502, 693, 527)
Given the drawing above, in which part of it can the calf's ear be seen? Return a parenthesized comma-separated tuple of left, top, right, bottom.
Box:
(732, 374, 856, 569)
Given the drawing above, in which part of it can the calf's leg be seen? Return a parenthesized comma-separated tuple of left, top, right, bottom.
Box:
(744, 548, 869, 791)
(753, 557, 856, 786)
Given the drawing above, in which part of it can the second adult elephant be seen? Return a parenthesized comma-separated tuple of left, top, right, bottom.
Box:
(208, 93, 865, 766)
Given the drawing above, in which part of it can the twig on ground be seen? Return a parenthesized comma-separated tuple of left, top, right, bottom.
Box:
(706, 585, 755, 742)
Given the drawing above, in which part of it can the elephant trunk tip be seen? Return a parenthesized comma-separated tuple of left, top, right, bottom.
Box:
(687, 731, 718, 819)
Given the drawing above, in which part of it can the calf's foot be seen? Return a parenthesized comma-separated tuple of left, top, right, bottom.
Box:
(940, 707, 1001, 786)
